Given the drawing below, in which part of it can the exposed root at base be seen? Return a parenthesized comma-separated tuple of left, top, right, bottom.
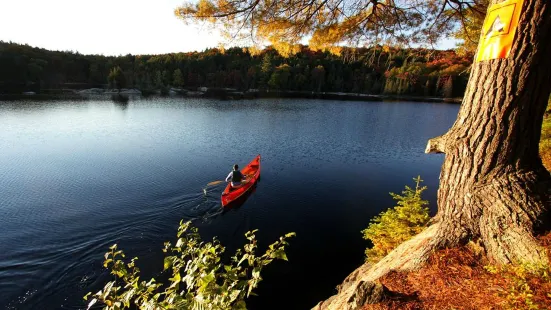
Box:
(315, 222, 551, 310)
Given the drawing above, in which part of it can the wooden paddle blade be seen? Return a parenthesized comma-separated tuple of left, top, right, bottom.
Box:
(207, 180, 225, 186)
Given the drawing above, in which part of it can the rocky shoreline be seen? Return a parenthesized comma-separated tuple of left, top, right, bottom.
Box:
(1, 87, 462, 104)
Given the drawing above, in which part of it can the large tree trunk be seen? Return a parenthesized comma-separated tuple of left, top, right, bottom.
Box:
(426, 0, 551, 264)
(315, 1, 551, 308)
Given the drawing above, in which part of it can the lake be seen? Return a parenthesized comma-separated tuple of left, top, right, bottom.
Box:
(0, 97, 459, 309)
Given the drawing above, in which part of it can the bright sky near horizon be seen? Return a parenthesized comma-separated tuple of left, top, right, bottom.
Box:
(0, 0, 224, 55)
(0, 0, 457, 56)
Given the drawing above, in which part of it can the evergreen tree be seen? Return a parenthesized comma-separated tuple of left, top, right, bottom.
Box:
(260, 53, 273, 87)
(107, 66, 126, 90)
(173, 69, 184, 88)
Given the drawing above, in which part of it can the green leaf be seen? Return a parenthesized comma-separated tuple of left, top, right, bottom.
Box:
(285, 232, 296, 238)
(235, 300, 247, 310)
(103, 258, 113, 268)
(170, 272, 181, 287)
(164, 257, 173, 271)
(116, 268, 128, 278)
(199, 272, 216, 291)
(273, 249, 288, 261)
(252, 267, 261, 279)
(86, 220, 293, 308)
(238, 254, 249, 266)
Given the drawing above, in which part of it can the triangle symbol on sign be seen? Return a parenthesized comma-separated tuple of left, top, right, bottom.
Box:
(485, 15, 506, 37)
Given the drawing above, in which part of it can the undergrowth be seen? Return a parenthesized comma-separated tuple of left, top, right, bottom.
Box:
(484, 262, 551, 309)
(362, 233, 551, 310)
(360, 173, 551, 309)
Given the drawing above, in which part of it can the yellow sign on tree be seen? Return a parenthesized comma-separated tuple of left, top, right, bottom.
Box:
(476, 0, 525, 62)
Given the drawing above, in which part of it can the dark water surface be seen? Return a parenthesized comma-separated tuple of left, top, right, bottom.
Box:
(0, 98, 459, 309)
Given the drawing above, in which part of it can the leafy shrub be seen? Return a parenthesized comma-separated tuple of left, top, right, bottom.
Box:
(362, 176, 430, 263)
(84, 220, 295, 310)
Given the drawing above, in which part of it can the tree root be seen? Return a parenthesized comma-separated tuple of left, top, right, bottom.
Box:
(314, 210, 549, 310)
(314, 225, 440, 310)
(473, 172, 550, 265)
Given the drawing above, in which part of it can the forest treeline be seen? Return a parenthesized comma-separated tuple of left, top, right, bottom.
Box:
(0, 41, 472, 97)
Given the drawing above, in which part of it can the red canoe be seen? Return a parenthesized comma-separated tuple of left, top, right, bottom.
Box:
(221, 155, 261, 207)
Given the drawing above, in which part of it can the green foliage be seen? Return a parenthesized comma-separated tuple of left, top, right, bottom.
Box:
(267, 64, 291, 90)
(155, 70, 164, 88)
(84, 220, 295, 310)
(311, 65, 325, 92)
(173, 69, 185, 88)
(362, 176, 430, 263)
(0, 41, 472, 97)
(260, 53, 273, 75)
(454, 0, 489, 55)
(260, 53, 273, 87)
(162, 70, 171, 86)
(108, 66, 126, 90)
(484, 262, 551, 310)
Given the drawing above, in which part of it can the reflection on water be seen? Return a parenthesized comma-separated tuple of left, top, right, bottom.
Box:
(0, 98, 458, 309)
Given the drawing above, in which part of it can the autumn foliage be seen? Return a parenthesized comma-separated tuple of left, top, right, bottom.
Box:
(0, 41, 471, 98)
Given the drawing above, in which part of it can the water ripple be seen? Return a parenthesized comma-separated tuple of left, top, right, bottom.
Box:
(0, 98, 458, 310)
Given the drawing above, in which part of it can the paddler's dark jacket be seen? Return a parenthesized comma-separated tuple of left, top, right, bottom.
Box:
(225, 170, 244, 184)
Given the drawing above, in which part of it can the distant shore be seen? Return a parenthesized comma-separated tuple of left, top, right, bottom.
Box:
(0, 87, 462, 104)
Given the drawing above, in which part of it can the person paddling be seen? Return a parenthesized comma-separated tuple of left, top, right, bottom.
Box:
(225, 164, 248, 188)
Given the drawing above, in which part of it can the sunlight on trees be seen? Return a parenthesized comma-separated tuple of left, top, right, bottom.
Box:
(454, 0, 490, 55)
(174, 0, 489, 56)
(362, 176, 430, 263)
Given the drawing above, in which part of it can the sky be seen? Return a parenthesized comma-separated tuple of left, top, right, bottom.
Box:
(0, 0, 457, 56)
(0, 0, 223, 55)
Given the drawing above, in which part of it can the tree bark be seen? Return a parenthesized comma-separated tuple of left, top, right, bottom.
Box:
(314, 1, 551, 308)
(426, 0, 551, 264)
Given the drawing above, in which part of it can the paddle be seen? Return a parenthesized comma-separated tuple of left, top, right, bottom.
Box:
(203, 174, 251, 192)
(206, 180, 225, 187)
(203, 180, 226, 195)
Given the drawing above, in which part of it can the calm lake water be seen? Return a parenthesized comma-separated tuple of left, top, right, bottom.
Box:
(0, 97, 459, 309)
